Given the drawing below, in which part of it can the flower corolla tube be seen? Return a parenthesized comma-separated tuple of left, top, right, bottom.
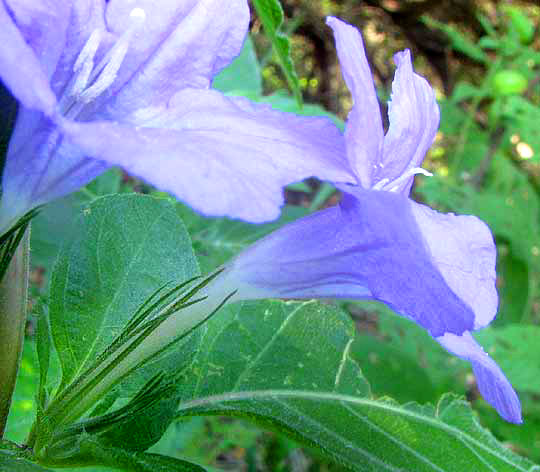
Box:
(214, 17, 521, 424)
(0, 0, 351, 235)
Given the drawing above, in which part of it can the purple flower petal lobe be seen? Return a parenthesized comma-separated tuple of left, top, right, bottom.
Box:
(104, 0, 250, 116)
(326, 16, 383, 189)
(411, 201, 498, 329)
(0, 2, 56, 115)
(381, 50, 440, 195)
(60, 88, 350, 222)
(227, 188, 475, 336)
(437, 332, 522, 424)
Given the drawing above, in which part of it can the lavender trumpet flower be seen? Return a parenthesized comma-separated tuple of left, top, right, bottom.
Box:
(210, 17, 521, 423)
(0, 0, 350, 235)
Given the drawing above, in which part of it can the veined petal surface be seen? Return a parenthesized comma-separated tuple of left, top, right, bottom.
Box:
(411, 201, 498, 329)
(381, 50, 440, 195)
(437, 332, 522, 424)
(0, 113, 108, 233)
(60, 88, 350, 222)
(0, 1, 56, 114)
(104, 0, 249, 115)
(226, 188, 475, 336)
(49, 0, 109, 97)
(3, 0, 71, 78)
(326, 16, 383, 188)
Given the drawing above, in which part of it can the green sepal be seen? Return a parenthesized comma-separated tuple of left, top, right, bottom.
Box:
(0, 208, 38, 282)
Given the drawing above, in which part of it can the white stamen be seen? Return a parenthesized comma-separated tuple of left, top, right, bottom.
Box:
(77, 38, 131, 103)
(74, 7, 146, 104)
(57, 29, 103, 111)
(372, 178, 390, 191)
(387, 167, 433, 192)
(72, 58, 95, 98)
(73, 29, 102, 73)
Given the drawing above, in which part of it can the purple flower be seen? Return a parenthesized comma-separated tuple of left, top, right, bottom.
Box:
(216, 17, 521, 423)
(0, 0, 351, 234)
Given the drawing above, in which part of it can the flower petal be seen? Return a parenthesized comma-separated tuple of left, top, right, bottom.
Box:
(60, 88, 350, 222)
(326, 16, 383, 188)
(410, 201, 498, 329)
(48, 0, 109, 97)
(0, 2, 56, 114)
(4, 0, 72, 79)
(381, 50, 440, 195)
(437, 332, 522, 423)
(104, 0, 249, 116)
(225, 188, 475, 336)
(0, 113, 108, 234)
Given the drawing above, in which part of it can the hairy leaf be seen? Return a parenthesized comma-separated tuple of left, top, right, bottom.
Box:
(213, 36, 262, 95)
(50, 194, 198, 388)
(174, 301, 536, 471)
(0, 447, 52, 471)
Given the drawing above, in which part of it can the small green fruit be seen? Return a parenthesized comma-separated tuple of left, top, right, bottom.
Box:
(492, 70, 528, 96)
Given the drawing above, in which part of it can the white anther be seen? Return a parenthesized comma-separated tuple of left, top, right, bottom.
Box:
(71, 30, 104, 99)
(372, 178, 390, 191)
(372, 167, 433, 192)
(57, 29, 103, 112)
(387, 167, 433, 192)
(130, 7, 147, 22)
(73, 29, 102, 73)
(76, 9, 146, 104)
(77, 38, 130, 103)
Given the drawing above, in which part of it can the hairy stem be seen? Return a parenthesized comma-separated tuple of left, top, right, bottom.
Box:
(0, 226, 29, 438)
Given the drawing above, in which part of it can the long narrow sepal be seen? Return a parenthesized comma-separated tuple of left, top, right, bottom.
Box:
(34, 270, 234, 439)
(0, 208, 39, 280)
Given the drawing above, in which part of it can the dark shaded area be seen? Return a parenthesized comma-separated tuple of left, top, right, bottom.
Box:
(0, 83, 18, 184)
(253, 0, 537, 102)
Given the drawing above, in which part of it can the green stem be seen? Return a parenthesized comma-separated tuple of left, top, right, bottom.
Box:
(0, 226, 29, 438)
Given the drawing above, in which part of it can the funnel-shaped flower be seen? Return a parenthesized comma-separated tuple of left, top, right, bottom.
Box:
(0, 0, 350, 235)
(215, 17, 521, 423)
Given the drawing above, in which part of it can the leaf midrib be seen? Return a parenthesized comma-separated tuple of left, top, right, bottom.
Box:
(177, 389, 528, 472)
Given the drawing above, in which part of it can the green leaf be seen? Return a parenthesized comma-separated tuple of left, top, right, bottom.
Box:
(0, 450, 53, 472)
(475, 325, 540, 394)
(178, 203, 307, 272)
(31, 169, 124, 276)
(177, 301, 369, 400)
(127, 452, 206, 471)
(175, 301, 535, 471)
(285, 181, 311, 193)
(309, 182, 337, 211)
(44, 436, 207, 471)
(451, 82, 487, 103)
(349, 302, 467, 402)
(252, 0, 302, 105)
(254, 91, 344, 130)
(212, 36, 262, 95)
(36, 303, 51, 410)
(41, 193, 205, 452)
(502, 96, 540, 158)
(43, 194, 201, 455)
(50, 194, 199, 389)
